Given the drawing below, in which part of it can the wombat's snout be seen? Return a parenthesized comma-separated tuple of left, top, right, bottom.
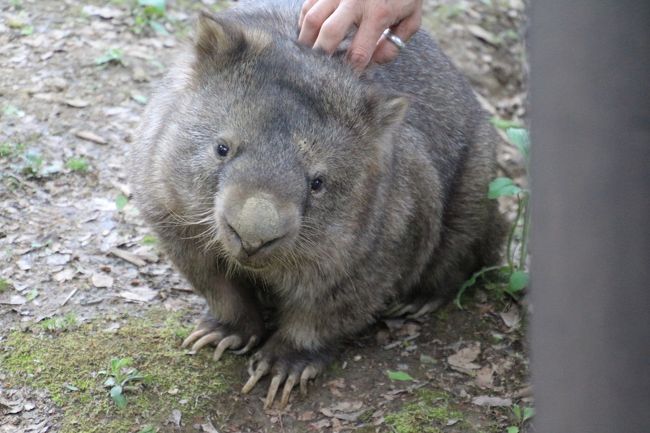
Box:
(224, 195, 296, 258)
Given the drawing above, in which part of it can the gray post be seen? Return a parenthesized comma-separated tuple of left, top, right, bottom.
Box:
(529, 1, 650, 432)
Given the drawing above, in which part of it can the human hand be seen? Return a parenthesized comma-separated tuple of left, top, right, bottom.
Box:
(298, 0, 423, 71)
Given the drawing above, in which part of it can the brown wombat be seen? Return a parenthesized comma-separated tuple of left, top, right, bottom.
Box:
(130, 0, 504, 409)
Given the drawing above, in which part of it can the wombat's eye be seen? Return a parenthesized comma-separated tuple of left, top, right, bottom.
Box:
(215, 142, 230, 157)
(310, 177, 324, 192)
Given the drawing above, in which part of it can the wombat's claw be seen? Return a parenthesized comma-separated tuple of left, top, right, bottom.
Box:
(241, 355, 321, 409)
(182, 322, 259, 360)
(384, 298, 444, 318)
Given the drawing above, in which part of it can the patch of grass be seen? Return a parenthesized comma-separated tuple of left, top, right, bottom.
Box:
(0, 142, 24, 158)
(21, 150, 44, 177)
(66, 157, 90, 172)
(385, 389, 464, 433)
(131, 0, 168, 35)
(0, 278, 11, 293)
(95, 48, 124, 66)
(40, 313, 78, 332)
(1, 311, 234, 433)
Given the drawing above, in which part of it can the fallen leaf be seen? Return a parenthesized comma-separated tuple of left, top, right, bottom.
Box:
(447, 342, 482, 373)
(75, 130, 107, 145)
(310, 419, 331, 429)
(298, 410, 316, 421)
(1, 295, 27, 305)
(109, 248, 146, 267)
(475, 365, 494, 389)
(119, 286, 157, 303)
(500, 305, 521, 329)
(472, 395, 512, 407)
(54, 268, 76, 282)
(91, 273, 114, 288)
(328, 401, 363, 413)
(200, 420, 220, 433)
(64, 98, 90, 108)
(82, 5, 124, 19)
(467, 24, 500, 46)
(46, 253, 71, 266)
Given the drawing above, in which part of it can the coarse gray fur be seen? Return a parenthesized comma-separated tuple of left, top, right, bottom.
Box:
(129, 0, 505, 404)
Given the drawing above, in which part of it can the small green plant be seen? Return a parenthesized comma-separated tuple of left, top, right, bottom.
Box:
(455, 127, 531, 307)
(115, 193, 129, 211)
(141, 234, 157, 245)
(66, 157, 90, 172)
(0, 278, 10, 293)
(40, 313, 78, 332)
(0, 142, 25, 158)
(3, 104, 25, 118)
(507, 404, 535, 432)
(95, 48, 124, 66)
(21, 150, 44, 177)
(99, 357, 150, 409)
(132, 0, 168, 35)
(387, 370, 415, 382)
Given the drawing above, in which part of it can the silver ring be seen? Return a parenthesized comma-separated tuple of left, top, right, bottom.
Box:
(383, 28, 406, 50)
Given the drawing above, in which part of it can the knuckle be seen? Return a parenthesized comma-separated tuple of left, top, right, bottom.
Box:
(320, 20, 342, 38)
(348, 48, 371, 66)
(303, 11, 323, 29)
(373, 6, 393, 26)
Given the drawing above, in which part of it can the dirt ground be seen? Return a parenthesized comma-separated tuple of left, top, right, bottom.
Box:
(0, 1, 530, 432)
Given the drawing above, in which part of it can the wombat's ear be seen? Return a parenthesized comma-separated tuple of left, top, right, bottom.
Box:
(195, 12, 248, 62)
(364, 94, 409, 132)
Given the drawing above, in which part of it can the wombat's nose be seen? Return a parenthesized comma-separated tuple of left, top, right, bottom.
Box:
(228, 196, 286, 256)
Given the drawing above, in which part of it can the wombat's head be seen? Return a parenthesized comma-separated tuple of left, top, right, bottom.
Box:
(161, 12, 407, 272)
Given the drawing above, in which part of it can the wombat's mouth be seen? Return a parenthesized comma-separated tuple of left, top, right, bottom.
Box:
(217, 219, 290, 270)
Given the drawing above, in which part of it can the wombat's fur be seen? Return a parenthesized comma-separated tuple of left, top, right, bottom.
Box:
(130, 0, 504, 408)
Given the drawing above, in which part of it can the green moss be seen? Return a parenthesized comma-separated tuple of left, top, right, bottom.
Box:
(0, 310, 238, 433)
(385, 389, 464, 433)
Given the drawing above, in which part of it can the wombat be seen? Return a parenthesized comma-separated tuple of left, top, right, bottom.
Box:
(130, 0, 504, 409)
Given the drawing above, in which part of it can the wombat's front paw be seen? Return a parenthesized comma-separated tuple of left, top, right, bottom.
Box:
(181, 315, 262, 361)
(241, 334, 330, 409)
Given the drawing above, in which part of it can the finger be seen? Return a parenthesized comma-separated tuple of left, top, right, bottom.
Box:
(279, 372, 299, 408)
(242, 360, 271, 394)
(190, 331, 223, 353)
(299, 0, 319, 27)
(181, 328, 210, 348)
(232, 335, 258, 355)
(347, 10, 392, 71)
(298, 0, 340, 47)
(299, 365, 319, 396)
(264, 371, 287, 409)
(313, 2, 357, 54)
(213, 335, 242, 361)
(371, 11, 421, 64)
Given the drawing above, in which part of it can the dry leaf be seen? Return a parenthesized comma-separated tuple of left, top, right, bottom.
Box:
(64, 98, 90, 108)
(475, 365, 494, 389)
(91, 273, 114, 288)
(472, 395, 512, 407)
(75, 130, 107, 145)
(499, 306, 521, 329)
(447, 342, 482, 373)
(53, 268, 76, 282)
(119, 286, 157, 303)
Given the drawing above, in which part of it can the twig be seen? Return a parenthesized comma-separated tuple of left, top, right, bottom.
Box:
(109, 247, 146, 267)
(60, 288, 78, 307)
